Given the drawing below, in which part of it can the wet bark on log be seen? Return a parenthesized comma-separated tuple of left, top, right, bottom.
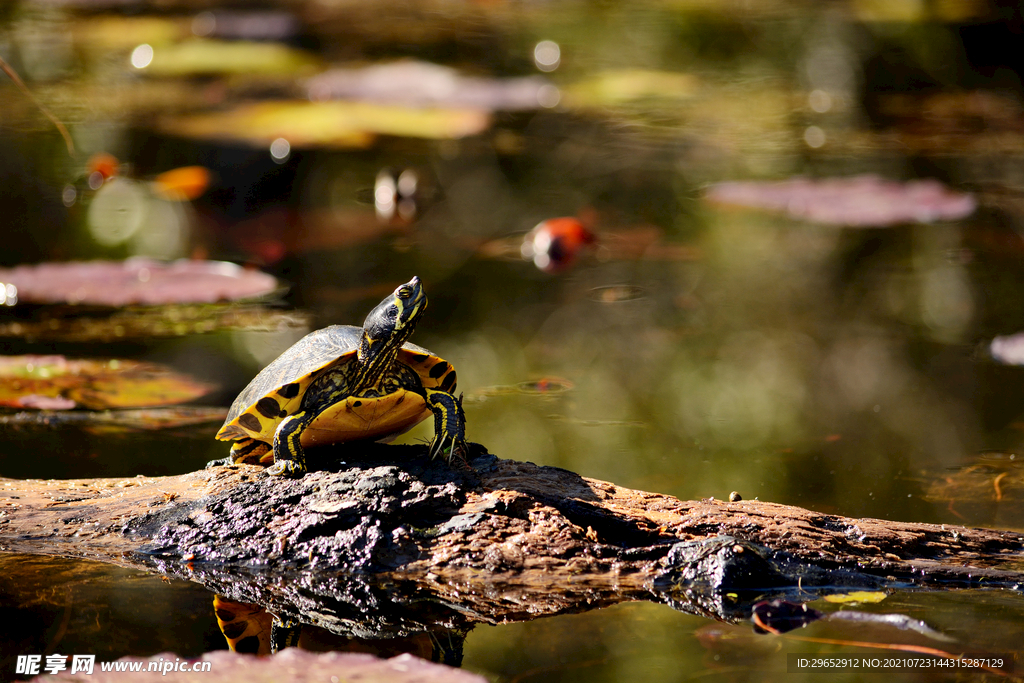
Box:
(1, 444, 1022, 632)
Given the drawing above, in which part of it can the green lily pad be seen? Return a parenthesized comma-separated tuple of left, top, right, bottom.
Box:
(563, 69, 699, 108)
(0, 305, 310, 343)
(0, 406, 227, 433)
(139, 39, 317, 77)
(159, 100, 491, 148)
(74, 15, 185, 52)
(0, 355, 213, 410)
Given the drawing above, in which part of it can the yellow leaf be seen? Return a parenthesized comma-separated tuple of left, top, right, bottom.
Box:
(160, 100, 491, 148)
(822, 591, 889, 604)
(143, 39, 317, 77)
(564, 69, 699, 108)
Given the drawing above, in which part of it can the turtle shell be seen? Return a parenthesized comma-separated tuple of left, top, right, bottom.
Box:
(216, 324, 457, 447)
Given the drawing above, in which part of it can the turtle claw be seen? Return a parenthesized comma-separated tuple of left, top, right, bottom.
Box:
(428, 433, 468, 463)
(267, 460, 306, 478)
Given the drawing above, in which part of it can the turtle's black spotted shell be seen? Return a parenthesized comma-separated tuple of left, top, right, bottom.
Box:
(215, 325, 457, 446)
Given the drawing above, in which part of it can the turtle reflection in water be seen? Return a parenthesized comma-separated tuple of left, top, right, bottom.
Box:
(213, 276, 467, 476)
(213, 595, 466, 663)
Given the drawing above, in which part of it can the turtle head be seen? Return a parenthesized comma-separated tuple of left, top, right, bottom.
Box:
(360, 276, 427, 361)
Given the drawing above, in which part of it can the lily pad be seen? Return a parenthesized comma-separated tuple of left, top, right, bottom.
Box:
(0, 356, 213, 410)
(159, 100, 491, 148)
(31, 650, 487, 683)
(0, 259, 280, 306)
(0, 305, 310, 342)
(989, 332, 1024, 365)
(139, 39, 317, 77)
(704, 175, 976, 226)
(306, 60, 554, 111)
(0, 406, 227, 432)
(564, 69, 699, 108)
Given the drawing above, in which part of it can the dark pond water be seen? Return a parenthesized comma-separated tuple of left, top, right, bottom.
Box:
(2, 0, 1024, 680)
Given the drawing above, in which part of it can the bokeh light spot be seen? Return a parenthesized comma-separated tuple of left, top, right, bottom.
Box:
(130, 44, 154, 69)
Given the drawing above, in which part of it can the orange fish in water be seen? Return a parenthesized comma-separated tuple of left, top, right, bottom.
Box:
(83, 153, 210, 201)
(152, 166, 212, 201)
(521, 217, 597, 272)
(87, 152, 120, 182)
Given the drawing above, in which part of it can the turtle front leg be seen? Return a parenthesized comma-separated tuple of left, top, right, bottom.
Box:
(268, 411, 311, 477)
(425, 390, 467, 462)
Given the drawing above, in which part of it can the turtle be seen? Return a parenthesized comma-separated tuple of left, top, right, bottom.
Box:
(214, 276, 466, 477)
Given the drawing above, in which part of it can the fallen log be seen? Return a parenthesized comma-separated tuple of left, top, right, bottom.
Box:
(2, 444, 1022, 638)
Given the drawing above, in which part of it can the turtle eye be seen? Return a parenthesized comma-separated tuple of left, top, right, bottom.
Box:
(397, 286, 412, 300)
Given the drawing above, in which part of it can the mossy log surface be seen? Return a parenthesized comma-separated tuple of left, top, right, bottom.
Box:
(2, 444, 1022, 636)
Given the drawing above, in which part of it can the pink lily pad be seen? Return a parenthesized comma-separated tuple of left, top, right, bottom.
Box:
(0, 259, 280, 306)
(704, 175, 976, 226)
(306, 60, 554, 111)
(32, 650, 487, 682)
(990, 332, 1024, 365)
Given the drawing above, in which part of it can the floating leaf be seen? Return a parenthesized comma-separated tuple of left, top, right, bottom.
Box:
(0, 305, 310, 342)
(159, 100, 490, 148)
(0, 259, 280, 306)
(28, 650, 489, 683)
(0, 355, 213, 410)
(74, 16, 185, 52)
(191, 10, 301, 41)
(989, 332, 1024, 365)
(0, 406, 227, 432)
(140, 39, 317, 77)
(306, 61, 554, 111)
(564, 69, 699, 108)
(822, 591, 889, 604)
(705, 175, 976, 226)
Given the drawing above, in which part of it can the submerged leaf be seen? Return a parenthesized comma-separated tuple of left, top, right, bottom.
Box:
(0, 259, 280, 306)
(159, 100, 490, 148)
(921, 452, 1024, 525)
(306, 61, 554, 111)
(0, 355, 213, 410)
(705, 175, 976, 226)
